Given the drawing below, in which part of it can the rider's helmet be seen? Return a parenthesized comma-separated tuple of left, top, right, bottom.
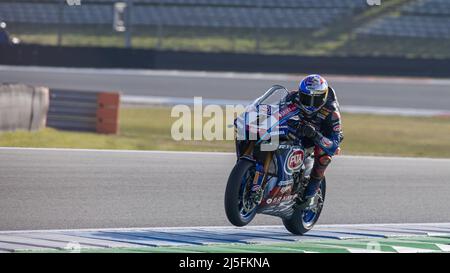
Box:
(298, 74, 329, 114)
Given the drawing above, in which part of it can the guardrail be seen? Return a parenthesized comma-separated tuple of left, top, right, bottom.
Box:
(48, 89, 120, 134)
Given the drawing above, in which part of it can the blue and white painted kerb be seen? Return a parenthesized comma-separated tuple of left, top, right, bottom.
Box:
(1, 223, 450, 253)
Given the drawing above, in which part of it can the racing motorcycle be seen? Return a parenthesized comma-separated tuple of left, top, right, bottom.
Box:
(224, 85, 326, 235)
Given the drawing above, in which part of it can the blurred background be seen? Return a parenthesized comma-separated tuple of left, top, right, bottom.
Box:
(1, 0, 449, 58)
(0, 0, 449, 157)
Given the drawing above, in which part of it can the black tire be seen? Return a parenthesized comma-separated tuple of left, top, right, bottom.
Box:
(224, 159, 257, 226)
(282, 179, 326, 235)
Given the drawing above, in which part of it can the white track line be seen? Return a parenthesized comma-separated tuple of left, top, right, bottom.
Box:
(1, 147, 449, 161)
(1, 223, 449, 234)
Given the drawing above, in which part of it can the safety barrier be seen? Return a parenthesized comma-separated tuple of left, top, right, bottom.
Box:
(47, 90, 120, 134)
(1, 44, 449, 77)
(0, 84, 49, 132)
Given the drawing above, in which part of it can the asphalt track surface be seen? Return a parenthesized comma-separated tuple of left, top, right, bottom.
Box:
(1, 148, 450, 231)
(1, 66, 450, 110)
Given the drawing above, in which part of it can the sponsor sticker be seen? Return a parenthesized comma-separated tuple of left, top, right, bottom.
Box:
(332, 111, 341, 121)
(282, 195, 294, 201)
(270, 130, 283, 136)
(317, 113, 326, 120)
(284, 148, 304, 174)
(320, 138, 333, 148)
(280, 185, 292, 194)
(278, 144, 290, 149)
(279, 103, 297, 117)
(265, 194, 295, 206)
(273, 195, 294, 204)
(278, 179, 294, 186)
(333, 124, 341, 132)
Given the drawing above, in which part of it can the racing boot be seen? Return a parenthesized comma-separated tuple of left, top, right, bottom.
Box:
(294, 177, 322, 210)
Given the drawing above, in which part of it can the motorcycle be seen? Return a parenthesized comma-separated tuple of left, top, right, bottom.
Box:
(224, 85, 326, 235)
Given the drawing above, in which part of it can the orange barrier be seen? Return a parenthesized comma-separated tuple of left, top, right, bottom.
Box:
(96, 92, 120, 134)
(47, 90, 120, 134)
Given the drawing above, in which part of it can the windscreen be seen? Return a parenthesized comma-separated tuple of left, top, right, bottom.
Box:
(256, 86, 289, 106)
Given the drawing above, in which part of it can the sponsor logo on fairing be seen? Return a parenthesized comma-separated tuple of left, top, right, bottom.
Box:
(267, 195, 295, 205)
(278, 179, 294, 186)
(284, 149, 304, 174)
(280, 185, 293, 194)
(278, 144, 291, 149)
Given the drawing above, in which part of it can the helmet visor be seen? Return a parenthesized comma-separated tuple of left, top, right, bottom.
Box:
(299, 92, 326, 108)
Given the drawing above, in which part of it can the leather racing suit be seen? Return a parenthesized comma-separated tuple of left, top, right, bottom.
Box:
(285, 86, 344, 200)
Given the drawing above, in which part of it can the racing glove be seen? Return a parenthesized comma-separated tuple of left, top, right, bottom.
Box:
(297, 124, 318, 139)
(298, 124, 338, 156)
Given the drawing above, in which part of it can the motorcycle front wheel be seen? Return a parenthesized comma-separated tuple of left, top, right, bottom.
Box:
(282, 179, 326, 235)
(224, 159, 258, 226)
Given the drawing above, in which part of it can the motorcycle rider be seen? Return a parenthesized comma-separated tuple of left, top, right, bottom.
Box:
(286, 74, 344, 208)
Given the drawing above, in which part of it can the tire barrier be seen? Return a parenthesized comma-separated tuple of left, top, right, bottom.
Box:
(47, 90, 120, 134)
(0, 83, 49, 132)
(97, 92, 120, 134)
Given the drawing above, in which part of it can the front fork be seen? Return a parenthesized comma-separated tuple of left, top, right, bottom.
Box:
(250, 151, 273, 205)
